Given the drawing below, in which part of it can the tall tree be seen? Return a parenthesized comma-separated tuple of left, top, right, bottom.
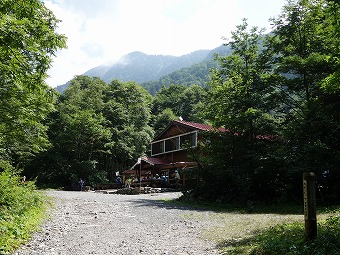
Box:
(181, 85, 208, 121)
(0, 0, 66, 166)
(103, 79, 154, 176)
(196, 19, 283, 201)
(269, 0, 340, 201)
(26, 76, 111, 185)
(207, 19, 277, 136)
(151, 84, 186, 117)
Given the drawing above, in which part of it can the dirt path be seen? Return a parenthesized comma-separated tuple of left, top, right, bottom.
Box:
(13, 190, 220, 255)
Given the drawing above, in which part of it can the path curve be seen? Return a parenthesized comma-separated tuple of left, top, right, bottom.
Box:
(13, 190, 219, 255)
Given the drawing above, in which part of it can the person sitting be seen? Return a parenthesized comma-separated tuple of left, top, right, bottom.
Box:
(125, 178, 132, 188)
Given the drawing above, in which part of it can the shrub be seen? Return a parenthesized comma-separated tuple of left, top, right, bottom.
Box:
(0, 161, 47, 254)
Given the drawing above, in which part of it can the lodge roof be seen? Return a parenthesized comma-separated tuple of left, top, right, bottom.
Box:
(153, 120, 227, 141)
(140, 156, 171, 166)
(127, 156, 171, 171)
(175, 120, 227, 132)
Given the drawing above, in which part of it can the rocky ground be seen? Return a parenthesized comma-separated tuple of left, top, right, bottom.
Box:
(13, 190, 220, 255)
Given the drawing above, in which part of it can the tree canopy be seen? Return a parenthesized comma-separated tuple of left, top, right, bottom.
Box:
(191, 0, 340, 203)
(151, 84, 207, 125)
(0, 0, 66, 165)
(26, 77, 154, 187)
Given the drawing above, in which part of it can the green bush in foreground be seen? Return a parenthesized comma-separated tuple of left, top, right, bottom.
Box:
(220, 211, 340, 255)
(0, 162, 47, 254)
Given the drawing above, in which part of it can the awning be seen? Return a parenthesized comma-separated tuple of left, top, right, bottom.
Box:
(123, 157, 197, 175)
(128, 156, 171, 169)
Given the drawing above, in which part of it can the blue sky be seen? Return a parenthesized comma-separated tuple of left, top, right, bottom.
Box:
(43, 0, 286, 87)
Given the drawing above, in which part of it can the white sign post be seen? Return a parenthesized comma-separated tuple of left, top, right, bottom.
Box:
(137, 158, 142, 193)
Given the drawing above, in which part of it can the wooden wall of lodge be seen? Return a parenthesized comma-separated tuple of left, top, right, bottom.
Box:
(154, 150, 191, 165)
(157, 123, 193, 140)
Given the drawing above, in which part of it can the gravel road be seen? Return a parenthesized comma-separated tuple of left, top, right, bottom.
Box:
(13, 190, 220, 255)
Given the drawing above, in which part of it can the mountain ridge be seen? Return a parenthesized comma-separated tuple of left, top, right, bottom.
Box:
(55, 45, 230, 94)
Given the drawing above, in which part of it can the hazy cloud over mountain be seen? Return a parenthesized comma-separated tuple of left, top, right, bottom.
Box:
(43, 0, 285, 87)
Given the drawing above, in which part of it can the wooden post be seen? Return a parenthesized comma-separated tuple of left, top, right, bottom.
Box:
(182, 173, 185, 187)
(303, 172, 317, 241)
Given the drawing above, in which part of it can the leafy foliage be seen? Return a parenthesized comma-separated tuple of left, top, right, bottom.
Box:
(151, 84, 208, 125)
(191, 19, 284, 202)
(152, 108, 177, 136)
(187, 0, 340, 204)
(0, 162, 46, 254)
(0, 0, 66, 165)
(267, 0, 340, 202)
(26, 77, 154, 188)
(0, 1, 65, 253)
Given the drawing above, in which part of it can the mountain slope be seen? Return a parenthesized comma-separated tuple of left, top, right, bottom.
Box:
(87, 50, 210, 84)
(142, 44, 232, 95)
(55, 45, 232, 94)
(55, 50, 210, 93)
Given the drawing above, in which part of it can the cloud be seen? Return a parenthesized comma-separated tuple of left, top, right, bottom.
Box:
(43, 0, 285, 87)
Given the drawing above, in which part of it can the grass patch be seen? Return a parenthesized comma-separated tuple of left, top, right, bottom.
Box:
(219, 210, 340, 255)
(0, 163, 49, 255)
(171, 196, 340, 254)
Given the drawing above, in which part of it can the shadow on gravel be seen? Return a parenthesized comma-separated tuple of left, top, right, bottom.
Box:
(127, 195, 304, 215)
(127, 197, 211, 212)
(127, 196, 306, 215)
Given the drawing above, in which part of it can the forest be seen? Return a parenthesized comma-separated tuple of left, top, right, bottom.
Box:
(1, 0, 339, 205)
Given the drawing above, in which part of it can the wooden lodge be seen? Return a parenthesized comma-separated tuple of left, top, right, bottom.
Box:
(123, 120, 226, 188)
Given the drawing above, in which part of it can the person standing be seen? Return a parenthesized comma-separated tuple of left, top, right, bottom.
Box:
(175, 170, 181, 189)
(78, 178, 85, 191)
(161, 174, 167, 187)
(116, 176, 123, 188)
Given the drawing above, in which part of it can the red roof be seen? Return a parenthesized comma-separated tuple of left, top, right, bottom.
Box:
(141, 156, 171, 165)
(174, 120, 227, 132)
(153, 120, 228, 142)
(127, 157, 172, 170)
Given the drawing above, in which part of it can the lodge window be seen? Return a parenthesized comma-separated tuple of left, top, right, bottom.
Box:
(151, 141, 164, 155)
(180, 133, 197, 148)
(151, 131, 197, 156)
(165, 137, 179, 151)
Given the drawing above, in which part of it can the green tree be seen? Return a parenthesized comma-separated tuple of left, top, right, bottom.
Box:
(181, 85, 207, 121)
(0, 0, 66, 166)
(57, 76, 111, 165)
(151, 84, 186, 117)
(152, 108, 177, 135)
(151, 84, 207, 122)
(269, 0, 340, 201)
(28, 77, 154, 187)
(103, 80, 154, 176)
(196, 19, 282, 201)
(26, 76, 111, 186)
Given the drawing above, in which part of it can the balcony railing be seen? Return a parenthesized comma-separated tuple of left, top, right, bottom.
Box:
(151, 131, 197, 156)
